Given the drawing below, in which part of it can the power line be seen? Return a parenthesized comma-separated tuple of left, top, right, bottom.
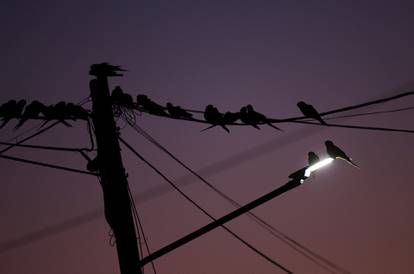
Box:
(0, 141, 93, 152)
(127, 121, 347, 274)
(324, 106, 414, 120)
(119, 137, 292, 273)
(3, 90, 406, 261)
(0, 126, 323, 255)
(133, 90, 414, 128)
(0, 121, 60, 154)
(0, 154, 97, 176)
(290, 120, 414, 133)
(127, 183, 157, 274)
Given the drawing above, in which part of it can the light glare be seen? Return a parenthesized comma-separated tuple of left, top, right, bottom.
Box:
(304, 158, 334, 178)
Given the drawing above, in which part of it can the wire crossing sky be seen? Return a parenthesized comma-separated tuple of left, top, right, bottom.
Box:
(1, 2, 414, 274)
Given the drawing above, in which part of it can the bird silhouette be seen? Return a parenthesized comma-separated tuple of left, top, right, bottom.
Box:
(297, 101, 328, 125)
(166, 102, 193, 119)
(15, 100, 46, 129)
(111, 86, 134, 108)
(202, 104, 229, 133)
(89, 63, 126, 77)
(308, 151, 320, 166)
(41, 102, 72, 127)
(0, 99, 26, 128)
(66, 103, 89, 120)
(223, 111, 241, 124)
(240, 105, 282, 131)
(325, 140, 359, 168)
(136, 95, 167, 116)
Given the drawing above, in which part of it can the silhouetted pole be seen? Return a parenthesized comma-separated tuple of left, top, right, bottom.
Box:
(139, 178, 302, 267)
(89, 64, 142, 274)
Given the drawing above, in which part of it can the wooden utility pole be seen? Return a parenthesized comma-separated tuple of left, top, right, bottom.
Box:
(89, 63, 142, 274)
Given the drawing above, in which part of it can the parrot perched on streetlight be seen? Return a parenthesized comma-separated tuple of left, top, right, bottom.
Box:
(325, 140, 359, 168)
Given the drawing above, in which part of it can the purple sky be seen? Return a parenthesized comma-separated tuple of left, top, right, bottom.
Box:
(1, 1, 414, 273)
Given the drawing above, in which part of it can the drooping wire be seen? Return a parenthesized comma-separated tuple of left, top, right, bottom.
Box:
(290, 120, 414, 133)
(127, 183, 157, 274)
(323, 106, 414, 121)
(0, 141, 93, 152)
(0, 154, 97, 176)
(119, 137, 293, 274)
(0, 121, 60, 154)
(125, 120, 347, 274)
(132, 90, 414, 134)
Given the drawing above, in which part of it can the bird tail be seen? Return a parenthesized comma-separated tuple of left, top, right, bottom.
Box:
(267, 123, 283, 131)
(339, 157, 360, 169)
(318, 118, 329, 126)
(200, 124, 216, 132)
(221, 125, 230, 133)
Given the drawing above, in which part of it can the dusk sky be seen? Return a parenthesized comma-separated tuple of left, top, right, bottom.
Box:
(1, 1, 414, 273)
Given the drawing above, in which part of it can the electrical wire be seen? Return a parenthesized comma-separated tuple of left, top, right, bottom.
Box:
(0, 121, 60, 154)
(290, 120, 414, 133)
(0, 125, 323, 255)
(126, 121, 348, 274)
(0, 154, 97, 176)
(119, 137, 293, 274)
(127, 183, 157, 274)
(0, 141, 93, 152)
(323, 106, 414, 120)
(133, 90, 414, 133)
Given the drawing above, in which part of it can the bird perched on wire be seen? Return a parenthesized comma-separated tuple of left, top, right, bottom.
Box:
(223, 111, 241, 124)
(202, 104, 229, 133)
(297, 101, 328, 125)
(136, 95, 167, 116)
(325, 140, 359, 168)
(66, 103, 89, 120)
(89, 63, 126, 77)
(111, 86, 134, 109)
(15, 100, 46, 129)
(240, 105, 282, 131)
(41, 101, 72, 128)
(0, 99, 26, 128)
(166, 102, 193, 119)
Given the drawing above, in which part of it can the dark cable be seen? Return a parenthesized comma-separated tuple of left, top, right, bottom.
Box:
(291, 120, 414, 133)
(127, 121, 346, 274)
(0, 154, 97, 176)
(0, 141, 92, 152)
(127, 184, 157, 274)
(0, 121, 60, 154)
(119, 137, 292, 274)
(323, 106, 414, 120)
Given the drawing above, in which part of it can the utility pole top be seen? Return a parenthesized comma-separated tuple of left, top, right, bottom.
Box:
(89, 62, 126, 77)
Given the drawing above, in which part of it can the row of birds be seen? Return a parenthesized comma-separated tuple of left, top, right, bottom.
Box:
(111, 86, 328, 133)
(0, 100, 89, 129)
(0, 85, 328, 131)
(289, 140, 359, 181)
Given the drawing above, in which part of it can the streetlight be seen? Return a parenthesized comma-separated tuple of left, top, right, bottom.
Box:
(302, 157, 334, 183)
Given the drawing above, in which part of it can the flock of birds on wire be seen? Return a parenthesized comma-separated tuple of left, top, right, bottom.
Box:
(110, 85, 328, 133)
(0, 85, 357, 172)
(0, 86, 328, 133)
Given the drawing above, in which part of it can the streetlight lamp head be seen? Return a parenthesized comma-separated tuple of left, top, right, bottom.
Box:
(304, 158, 334, 179)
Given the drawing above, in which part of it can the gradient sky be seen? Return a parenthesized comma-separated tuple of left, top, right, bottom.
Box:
(1, 1, 414, 273)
